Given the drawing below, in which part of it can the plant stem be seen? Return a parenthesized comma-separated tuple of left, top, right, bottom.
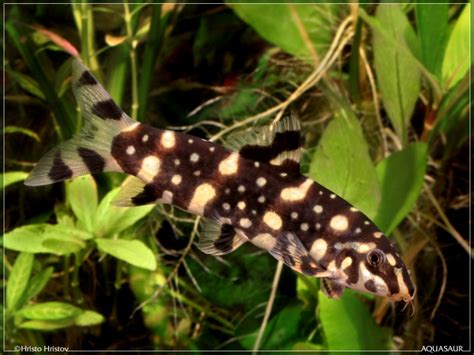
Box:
(124, 3, 139, 120)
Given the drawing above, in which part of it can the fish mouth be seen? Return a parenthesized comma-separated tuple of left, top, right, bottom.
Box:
(391, 287, 416, 317)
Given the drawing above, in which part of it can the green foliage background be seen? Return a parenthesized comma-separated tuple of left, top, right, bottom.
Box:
(3, 2, 471, 352)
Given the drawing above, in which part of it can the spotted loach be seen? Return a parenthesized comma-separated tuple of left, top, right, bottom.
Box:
(25, 60, 416, 311)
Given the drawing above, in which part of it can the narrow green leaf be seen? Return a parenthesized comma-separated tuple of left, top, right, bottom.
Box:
(2, 171, 28, 188)
(308, 111, 380, 219)
(66, 175, 98, 232)
(372, 4, 420, 146)
(96, 238, 157, 270)
(3, 126, 41, 142)
(74, 310, 105, 326)
(442, 4, 470, 89)
(229, 4, 339, 62)
(292, 342, 326, 351)
(94, 185, 154, 237)
(7, 253, 34, 312)
(318, 291, 390, 350)
(374, 142, 428, 234)
(18, 319, 75, 331)
(22, 267, 54, 304)
(415, 4, 448, 77)
(6, 69, 46, 100)
(18, 301, 81, 320)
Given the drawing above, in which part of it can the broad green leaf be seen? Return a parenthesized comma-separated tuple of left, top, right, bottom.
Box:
(22, 266, 54, 304)
(18, 319, 75, 331)
(74, 310, 105, 326)
(7, 253, 34, 312)
(18, 301, 81, 320)
(308, 111, 380, 219)
(292, 342, 326, 351)
(94, 184, 154, 237)
(66, 175, 98, 233)
(372, 4, 420, 146)
(318, 291, 390, 350)
(2, 171, 28, 188)
(229, 4, 339, 62)
(3, 224, 93, 254)
(42, 236, 86, 255)
(3, 126, 41, 142)
(442, 4, 470, 89)
(415, 4, 448, 77)
(96, 238, 157, 270)
(374, 142, 428, 234)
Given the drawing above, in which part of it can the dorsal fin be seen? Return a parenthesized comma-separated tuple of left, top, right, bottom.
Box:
(198, 216, 248, 256)
(225, 115, 302, 173)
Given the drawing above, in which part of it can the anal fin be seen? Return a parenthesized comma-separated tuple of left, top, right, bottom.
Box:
(198, 217, 248, 256)
(112, 176, 158, 206)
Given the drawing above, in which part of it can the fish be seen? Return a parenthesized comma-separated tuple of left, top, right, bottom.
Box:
(25, 59, 415, 310)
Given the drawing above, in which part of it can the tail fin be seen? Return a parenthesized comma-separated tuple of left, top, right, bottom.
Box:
(25, 60, 136, 186)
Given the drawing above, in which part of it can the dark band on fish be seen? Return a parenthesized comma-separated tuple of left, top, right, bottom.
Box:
(78, 147, 105, 173)
(92, 99, 123, 120)
(48, 152, 73, 181)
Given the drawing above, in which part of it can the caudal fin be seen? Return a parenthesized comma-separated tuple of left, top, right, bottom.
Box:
(25, 60, 136, 186)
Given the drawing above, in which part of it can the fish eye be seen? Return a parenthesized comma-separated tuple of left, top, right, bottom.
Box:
(367, 249, 385, 267)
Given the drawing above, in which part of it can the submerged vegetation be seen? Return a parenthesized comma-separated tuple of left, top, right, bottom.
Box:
(3, 3, 470, 351)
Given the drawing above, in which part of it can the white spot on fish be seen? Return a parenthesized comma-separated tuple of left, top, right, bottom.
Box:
(355, 227, 362, 234)
(319, 191, 323, 195)
(315, 223, 321, 230)
(280, 179, 313, 201)
(161, 131, 175, 148)
(161, 190, 173, 203)
(238, 185, 245, 192)
(313, 205, 323, 214)
(218, 153, 239, 175)
(209, 147, 215, 152)
(263, 211, 282, 230)
(373, 232, 383, 238)
(237, 201, 246, 210)
(280, 172, 287, 177)
(240, 218, 252, 228)
(330, 194, 336, 199)
(329, 215, 349, 232)
(194, 170, 201, 176)
(171, 175, 182, 185)
(256, 177, 267, 187)
(254, 162, 260, 168)
(258, 196, 266, 203)
(188, 183, 216, 215)
(350, 207, 359, 212)
(225, 188, 230, 194)
(138, 156, 161, 181)
(252, 233, 276, 250)
(310, 239, 327, 261)
(174, 159, 180, 166)
(188, 139, 194, 144)
(251, 210, 257, 215)
(341, 256, 352, 269)
(142, 134, 149, 142)
(364, 221, 370, 225)
(300, 223, 309, 231)
(223, 203, 230, 210)
(126, 145, 135, 155)
(291, 212, 298, 219)
(190, 153, 199, 163)
(386, 253, 396, 266)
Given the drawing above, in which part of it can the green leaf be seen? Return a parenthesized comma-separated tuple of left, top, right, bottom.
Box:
(308, 111, 380, 219)
(415, 4, 448, 78)
(94, 185, 154, 237)
(372, 4, 420, 146)
(74, 310, 105, 326)
(22, 267, 54, 304)
(374, 142, 428, 234)
(239, 305, 303, 350)
(229, 3, 339, 62)
(42, 236, 86, 255)
(66, 175, 98, 233)
(96, 238, 157, 270)
(18, 319, 75, 331)
(18, 301, 81, 320)
(442, 4, 470, 89)
(3, 126, 41, 142)
(2, 171, 28, 188)
(3, 224, 93, 254)
(318, 291, 391, 350)
(7, 253, 34, 312)
(292, 342, 326, 351)
(6, 69, 46, 100)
